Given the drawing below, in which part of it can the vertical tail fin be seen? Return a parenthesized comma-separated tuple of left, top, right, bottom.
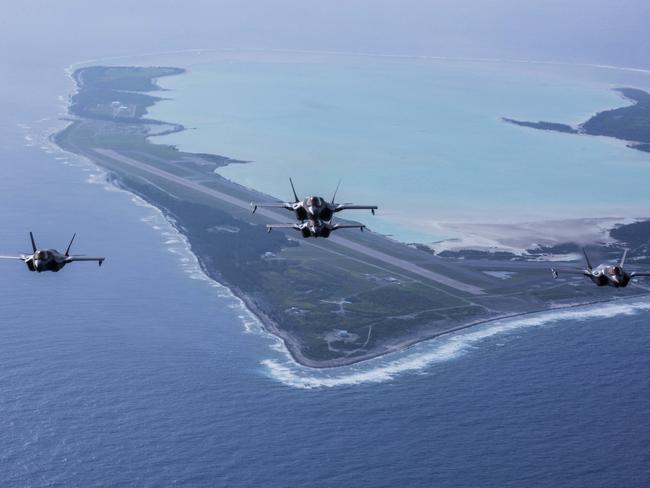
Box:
(619, 248, 628, 268)
(582, 247, 593, 270)
(65, 233, 76, 256)
(331, 179, 341, 204)
(29, 232, 37, 253)
(289, 178, 299, 203)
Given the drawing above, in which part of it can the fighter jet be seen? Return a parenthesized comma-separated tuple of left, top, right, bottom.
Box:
(251, 179, 378, 221)
(551, 248, 650, 287)
(267, 218, 365, 238)
(0, 232, 105, 272)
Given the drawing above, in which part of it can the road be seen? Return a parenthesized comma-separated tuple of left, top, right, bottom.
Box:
(92, 148, 485, 295)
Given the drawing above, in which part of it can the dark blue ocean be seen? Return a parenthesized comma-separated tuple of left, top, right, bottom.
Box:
(2, 45, 650, 488)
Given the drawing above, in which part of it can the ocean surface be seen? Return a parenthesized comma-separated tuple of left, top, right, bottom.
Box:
(142, 51, 650, 242)
(1, 50, 650, 486)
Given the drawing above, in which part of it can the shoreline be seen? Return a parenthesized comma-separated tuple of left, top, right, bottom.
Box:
(52, 63, 650, 369)
(105, 174, 650, 369)
(102, 153, 650, 370)
(102, 173, 650, 370)
(503, 87, 650, 154)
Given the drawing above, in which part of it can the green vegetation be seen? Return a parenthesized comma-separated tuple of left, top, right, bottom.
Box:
(503, 87, 650, 153)
(77, 66, 182, 92)
(71, 66, 184, 122)
(502, 118, 577, 134)
(582, 88, 650, 146)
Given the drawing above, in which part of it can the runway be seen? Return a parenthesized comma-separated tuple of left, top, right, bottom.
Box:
(92, 148, 486, 295)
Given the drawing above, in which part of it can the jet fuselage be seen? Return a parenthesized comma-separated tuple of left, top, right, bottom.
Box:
(293, 196, 334, 222)
(28, 249, 69, 272)
(299, 219, 333, 238)
(588, 265, 631, 287)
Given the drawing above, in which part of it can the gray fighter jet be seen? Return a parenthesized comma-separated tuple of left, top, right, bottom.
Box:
(0, 232, 105, 272)
(251, 179, 378, 221)
(267, 218, 365, 238)
(551, 248, 650, 287)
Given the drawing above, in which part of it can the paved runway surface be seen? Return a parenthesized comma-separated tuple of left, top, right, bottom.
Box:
(93, 148, 486, 295)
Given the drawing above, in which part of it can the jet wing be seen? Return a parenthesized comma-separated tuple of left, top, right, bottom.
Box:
(266, 223, 301, 233)
(551, 268, 589, 278)
(0, 255, 25, 260)
(266, 223, 299, 228)
(334, 204, 378, 214)
(630, 271, 650, 277)
(251, 202, 293, 213)
(332, 223, 366, 232)
(66, 256, 105, 266)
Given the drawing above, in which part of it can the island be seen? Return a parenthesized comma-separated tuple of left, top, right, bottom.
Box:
(503, 87, 650, 153)
(53, 66, 650, 368)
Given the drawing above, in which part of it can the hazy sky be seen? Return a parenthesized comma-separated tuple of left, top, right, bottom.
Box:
(2, 1, 650, 69)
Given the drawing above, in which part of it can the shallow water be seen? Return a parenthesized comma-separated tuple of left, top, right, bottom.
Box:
(142, 51, 650, 242)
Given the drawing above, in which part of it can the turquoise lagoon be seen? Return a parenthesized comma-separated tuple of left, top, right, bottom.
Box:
(139, 51, 650, 242)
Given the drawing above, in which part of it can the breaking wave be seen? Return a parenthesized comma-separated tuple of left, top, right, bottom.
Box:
(262, 299, 650, 389)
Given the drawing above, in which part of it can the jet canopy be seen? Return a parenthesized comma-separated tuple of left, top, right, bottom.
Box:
(306, 196, 324, 207)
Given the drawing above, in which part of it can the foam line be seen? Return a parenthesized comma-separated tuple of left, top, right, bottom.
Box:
(263, 300, 650, 389)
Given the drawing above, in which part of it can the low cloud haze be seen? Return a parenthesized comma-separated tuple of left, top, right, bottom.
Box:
(2, 1, 649, 69)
